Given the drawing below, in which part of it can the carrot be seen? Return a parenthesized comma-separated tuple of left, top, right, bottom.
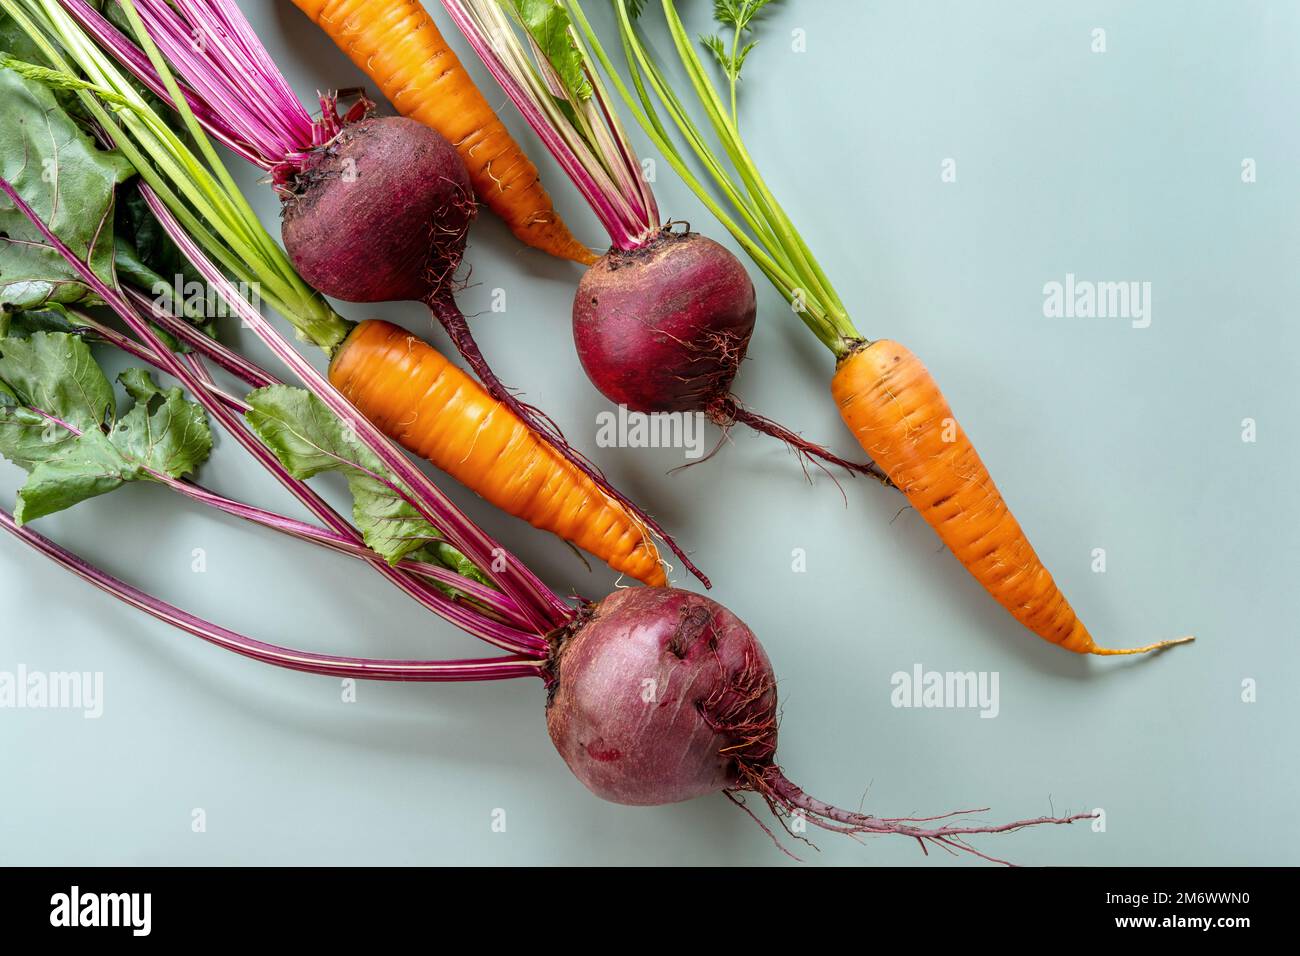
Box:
(288, 0, 596, 265)
(330, 319, 666, 587)
(832, 342, 1192, 655)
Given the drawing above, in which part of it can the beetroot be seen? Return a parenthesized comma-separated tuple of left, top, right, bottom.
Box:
(548, 587, 774, 804)
(281, 117, 475, 304)
(572, 231, 756, 414)
(549, 588, 1092, 860)
(567, 231, 886, 480)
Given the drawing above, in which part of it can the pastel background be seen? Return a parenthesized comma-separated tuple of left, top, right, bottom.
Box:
(2, 0, 1296, 865)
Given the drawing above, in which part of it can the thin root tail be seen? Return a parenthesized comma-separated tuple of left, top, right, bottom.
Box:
(709, 395, 894, 487)
(1091, 635, 1196, 656)
(736, 769, 1097, 865)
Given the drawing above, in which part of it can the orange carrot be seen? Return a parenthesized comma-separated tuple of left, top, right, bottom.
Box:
(833, 341, 1192, 655)
(289, 0, 596, 265)
(330, 319, 665, 587)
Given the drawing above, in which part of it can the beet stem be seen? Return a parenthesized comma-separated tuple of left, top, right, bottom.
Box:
(0, 508, 545, 683)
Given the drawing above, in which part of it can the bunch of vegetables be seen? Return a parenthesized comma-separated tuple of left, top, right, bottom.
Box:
(437, 0, 887, 474)
(566, 0, 1193, 656)
(286, 0, 1194, 656)
(0, 3, 1093, 863)
(289, 0, 595, 264)
(291, 0, 887, 478)
(7, 0, 709, 588)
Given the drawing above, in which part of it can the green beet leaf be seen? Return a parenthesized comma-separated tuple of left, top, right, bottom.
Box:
(511, 0, 592, 101)
(0, 332, 211, 523)
(14, 427, 138, 524)
(0, 304, 78, 341)
(0, 329, 114, 435)
(0, 66, 134, 313)
(404, 540, 493, 589)
(110, 367, 213, 477)
(244, 385, 479, 574)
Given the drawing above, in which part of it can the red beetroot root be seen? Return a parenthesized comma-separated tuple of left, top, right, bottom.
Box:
(573, 230, 756, 414)
(548, 588, 1094, 863)
(571, 230, 887, 481)
(281, 116, 475, 304)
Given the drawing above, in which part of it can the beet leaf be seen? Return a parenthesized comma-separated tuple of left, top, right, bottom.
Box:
(0, 330, 212, 522)
(0, 64, 133, 312)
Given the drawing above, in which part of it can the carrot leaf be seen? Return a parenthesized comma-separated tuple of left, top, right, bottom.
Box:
(711, 0, 777, 34)
(701, 0, 777, 117)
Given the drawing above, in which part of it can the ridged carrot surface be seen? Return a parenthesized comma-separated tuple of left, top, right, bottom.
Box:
(290, 0, 596, 265)
(330, 319, 665, 586)
(833, 340, 1190, 656)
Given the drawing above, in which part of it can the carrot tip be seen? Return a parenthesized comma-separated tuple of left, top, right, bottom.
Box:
(1090, 635, 1196, 657)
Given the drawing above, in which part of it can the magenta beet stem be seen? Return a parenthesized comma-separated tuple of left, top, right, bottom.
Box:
(0, 507, 544, 682)
(133, 189, 574, 632)
(59, 0, 266, 167)
(12, 334, 537, 646)
(178, 356, 538, 640)
(27, 391, 525, 628)
(59, 0, 318, 168)
(67, 312, 249, 414)
(75, 322, 547, 631)
(0, 175, 562, 651)
(440, 0, 647, 249)
(122, 286, 278, 391)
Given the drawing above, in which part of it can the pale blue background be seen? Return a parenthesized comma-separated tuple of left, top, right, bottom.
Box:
(2, 1, 1297, 865)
